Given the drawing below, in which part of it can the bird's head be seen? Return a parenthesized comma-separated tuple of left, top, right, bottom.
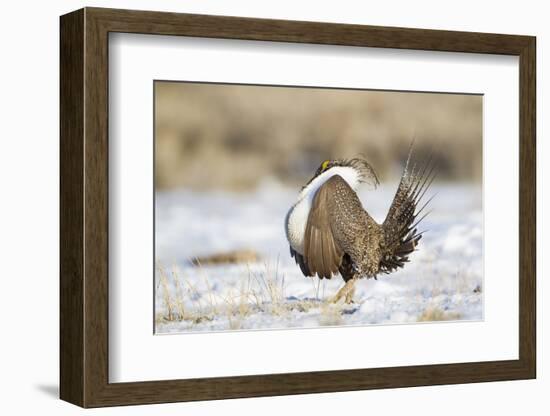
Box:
(307, 157, 380, 188)
(298, 157, 379, 199)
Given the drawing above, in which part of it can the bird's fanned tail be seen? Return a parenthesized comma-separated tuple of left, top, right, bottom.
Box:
(380, 145, 437, 274)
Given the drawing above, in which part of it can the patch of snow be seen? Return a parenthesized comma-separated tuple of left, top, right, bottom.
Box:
(155, 180, 483, 333)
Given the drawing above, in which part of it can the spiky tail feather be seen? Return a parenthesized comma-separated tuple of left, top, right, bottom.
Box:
(379, 143, 436, 274)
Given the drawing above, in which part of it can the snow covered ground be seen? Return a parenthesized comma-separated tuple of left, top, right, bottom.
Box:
(155, 180, 483, 334)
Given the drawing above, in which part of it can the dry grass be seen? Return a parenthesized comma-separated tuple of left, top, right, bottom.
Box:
(319, 303, 345, 326)
(191, 249, 261, 265)
(417, 307, 461, 322)
(156, 259, 473, 330)
(155, 82, 482, 190)
(155, 260, 351, 330)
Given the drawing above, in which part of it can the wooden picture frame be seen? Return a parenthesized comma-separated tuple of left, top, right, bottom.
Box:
(60, 7, 536, 408)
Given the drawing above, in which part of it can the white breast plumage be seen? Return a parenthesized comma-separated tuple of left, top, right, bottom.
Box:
(285, 166, 361, 254)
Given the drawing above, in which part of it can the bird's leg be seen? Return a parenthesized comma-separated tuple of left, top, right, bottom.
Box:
(331, 278, 358, 304)
(344, 279, 357, 304)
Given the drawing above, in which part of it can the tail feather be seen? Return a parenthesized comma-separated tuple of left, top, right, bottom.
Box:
(380, 143, 436, 274)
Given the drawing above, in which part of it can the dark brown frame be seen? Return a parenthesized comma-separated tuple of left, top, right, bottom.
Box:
(60, 7, 536, 408)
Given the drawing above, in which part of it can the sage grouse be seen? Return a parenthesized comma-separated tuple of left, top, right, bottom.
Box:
(285, 149, 435, 304)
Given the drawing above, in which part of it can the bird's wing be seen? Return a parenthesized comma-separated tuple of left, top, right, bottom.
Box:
(381, 148, 436, 273)
(290, 247, 312, 277)
(304, 175, 368, 279)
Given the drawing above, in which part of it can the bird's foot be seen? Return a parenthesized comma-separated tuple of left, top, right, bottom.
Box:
(329, 293, 344, 304)
(330, 279, 357, 304)
(344, 286, 356, 304)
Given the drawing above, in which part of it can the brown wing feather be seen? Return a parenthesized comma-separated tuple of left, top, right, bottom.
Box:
(303, 177, 345, 279)
(290, 247, 312, 276)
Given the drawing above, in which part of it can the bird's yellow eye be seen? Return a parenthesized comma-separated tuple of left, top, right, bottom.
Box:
(321, 160, 330, 171)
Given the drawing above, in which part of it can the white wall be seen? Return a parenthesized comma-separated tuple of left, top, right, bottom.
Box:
(0, 0, 545, 414)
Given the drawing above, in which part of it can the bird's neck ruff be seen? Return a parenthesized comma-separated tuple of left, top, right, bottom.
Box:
(286, 166, 363, 254)
(298, 166, 361, 202)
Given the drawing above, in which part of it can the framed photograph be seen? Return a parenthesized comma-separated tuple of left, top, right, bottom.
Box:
(60, 7, 536, 407)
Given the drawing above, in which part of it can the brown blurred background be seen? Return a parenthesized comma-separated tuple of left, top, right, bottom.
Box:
(155, 81, 482, 191)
